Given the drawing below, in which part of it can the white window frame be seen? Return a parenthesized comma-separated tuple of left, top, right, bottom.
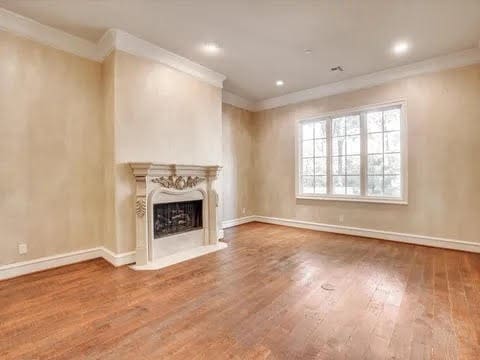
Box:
(295, 100, 408, 205)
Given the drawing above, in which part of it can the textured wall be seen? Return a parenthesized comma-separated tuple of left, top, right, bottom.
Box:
(111, 50, 223, 253)
(2, 26, 479, 268)
(0, 32, 104, 265)
(253, 64, 480, 242)
(101, 52, 117, 252)
(222, 103, 256, 221)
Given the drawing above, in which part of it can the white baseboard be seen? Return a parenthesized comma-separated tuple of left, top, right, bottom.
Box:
(223, 215, 480, 253)
(0, 246, 136, 281)
(101, 247, 136, 267)
(3, 215, 478, 280)
(0, 222, 241, 280)
(0, 247, 102, 281)
(222, 216, 257, 229)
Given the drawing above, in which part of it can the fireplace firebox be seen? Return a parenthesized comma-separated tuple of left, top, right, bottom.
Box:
(153, 200, 203, 238)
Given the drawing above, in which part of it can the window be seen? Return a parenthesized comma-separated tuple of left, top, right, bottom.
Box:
(297, 102, 406, 203)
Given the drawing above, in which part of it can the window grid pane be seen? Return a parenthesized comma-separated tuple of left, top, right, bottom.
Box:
(330, 114, 362, 196)
(332, 117, 345, 137)
(346, 115, 360, 135)
(301, 120, 328, 194)
(313, 120, 327, 194)
(315, 157, 327, 175)
(365, 109, 402, 197)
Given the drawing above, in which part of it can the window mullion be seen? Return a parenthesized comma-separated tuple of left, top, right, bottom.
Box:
(360, 112, 367, 196)
(312, 121, 316, 193)
(298, 123, 303, 195)
(382, 111, 385, 196)
(326, 118, 332, 195)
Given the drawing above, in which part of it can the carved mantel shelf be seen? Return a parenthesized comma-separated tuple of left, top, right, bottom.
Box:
(129, 163, 222, 266)
(130, 163, 222, 179)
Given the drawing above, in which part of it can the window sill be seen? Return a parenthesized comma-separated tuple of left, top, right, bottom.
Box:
(296, 195, 408, 205)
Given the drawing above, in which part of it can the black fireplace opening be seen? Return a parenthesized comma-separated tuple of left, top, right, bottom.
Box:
(153, 200, 203, 238)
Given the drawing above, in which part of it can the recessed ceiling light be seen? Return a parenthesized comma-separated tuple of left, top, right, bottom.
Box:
(304, 49, 312, 55)
(392, 41, 410, 55)
(202, 42, 221, 55)
(276, 80, 284, 86)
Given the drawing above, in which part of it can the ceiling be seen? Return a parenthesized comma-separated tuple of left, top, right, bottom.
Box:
(1, 0, 480, 101)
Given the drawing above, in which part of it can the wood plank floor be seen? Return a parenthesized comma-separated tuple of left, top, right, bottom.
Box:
(1, 222, 480, 359)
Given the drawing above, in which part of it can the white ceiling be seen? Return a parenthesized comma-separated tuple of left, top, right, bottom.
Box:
(1, 0, 480, 101)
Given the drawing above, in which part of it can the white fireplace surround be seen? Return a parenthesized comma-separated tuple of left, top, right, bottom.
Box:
(129, 163, 226, 270)
(148, 189, 205, 261)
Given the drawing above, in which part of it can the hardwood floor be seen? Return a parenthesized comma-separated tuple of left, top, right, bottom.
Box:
(1, 222, 479, 359)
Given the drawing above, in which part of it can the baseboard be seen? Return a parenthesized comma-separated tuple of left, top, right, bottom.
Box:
(3, 215, 478, 281)
(223, 215, 480, 253)
(101, 247, 136, 267)
(0, 247, 136, 281)
(0, 247, 103, 281)
(0, 221, 245, 280)
(222, 216, 257, 229)
(254, 215, 480, 253)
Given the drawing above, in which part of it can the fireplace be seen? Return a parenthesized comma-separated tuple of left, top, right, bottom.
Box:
(153, 200, 203, 238)
(129, 163, 226, 269)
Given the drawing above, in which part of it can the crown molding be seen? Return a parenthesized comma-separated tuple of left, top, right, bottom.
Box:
(0, 7, 101, 61)
(222, 90, 256, 111)
(111, 29, 226, 88)
(96, 27, 116, 60)
(221, 46, 480, 112)
(0, 8, 226, 88)
(1, 7, 479, 101)
(255, 47, 480, 111)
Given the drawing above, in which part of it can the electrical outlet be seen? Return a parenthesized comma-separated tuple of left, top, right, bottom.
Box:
(242, 208, 246, 215)
(18, 243, 28, 255)
(339, 214, 344, 223)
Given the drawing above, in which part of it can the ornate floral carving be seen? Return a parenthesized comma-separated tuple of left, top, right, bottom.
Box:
(186, 176, 204, 188)
(151, 176, 204, 190)
(152, 176, 175, 188)
(136, 198, 146, 217)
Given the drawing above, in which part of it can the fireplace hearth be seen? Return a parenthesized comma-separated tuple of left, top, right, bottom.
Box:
(154, 200, 202, 238)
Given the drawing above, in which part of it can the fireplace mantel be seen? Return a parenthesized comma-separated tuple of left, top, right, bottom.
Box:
(130, 163, 221, 178)
(129, 163, 222, 267)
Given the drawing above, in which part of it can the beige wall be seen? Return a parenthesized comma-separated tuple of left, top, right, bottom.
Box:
(2, 26, 479, 267)
(0, 34, 224, 264)
(101, 52, 117, 252)
(0, 32, 104, 265)
(222, 103, 256, 221)
(253, 64, 480, 242)
(110, 50, 223, 253)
